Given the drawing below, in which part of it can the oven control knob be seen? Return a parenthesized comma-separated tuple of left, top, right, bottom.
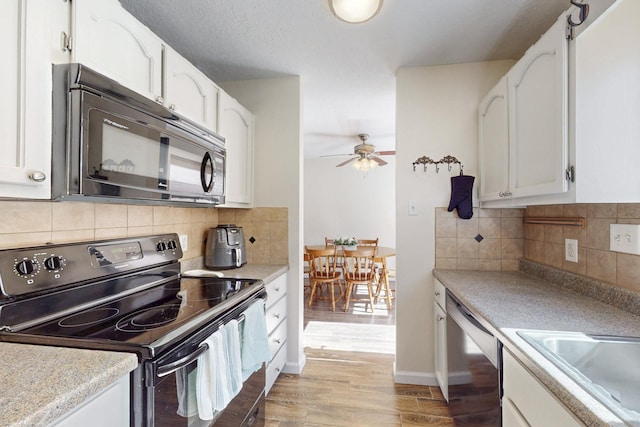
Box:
(44, 256, 64, 271)
(167, 240, 177, 250)
(15, 259, 37, 276)
(156, 242, 167, 252)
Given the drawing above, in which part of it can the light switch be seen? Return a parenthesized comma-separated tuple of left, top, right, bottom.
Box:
(610, 224, 640, 255)
(408, 200, 418, 216)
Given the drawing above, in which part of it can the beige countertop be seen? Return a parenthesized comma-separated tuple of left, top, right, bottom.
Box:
(433, 268, 640, 427)
(0, 343, 137, 427)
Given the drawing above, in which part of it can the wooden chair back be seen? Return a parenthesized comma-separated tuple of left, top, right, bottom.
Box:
(342, 247, 377, 281)
(307, 247, 340, 279)
(357, 238, 379, 247)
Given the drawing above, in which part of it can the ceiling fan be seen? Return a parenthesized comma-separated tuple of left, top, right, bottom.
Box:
(324, 134, 395, 169)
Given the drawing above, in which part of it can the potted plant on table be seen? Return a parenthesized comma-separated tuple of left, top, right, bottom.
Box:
(334, 237, 358, 250)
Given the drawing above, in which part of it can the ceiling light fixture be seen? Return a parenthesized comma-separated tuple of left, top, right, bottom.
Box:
(329, 0, 383, 24)
(352, 156, 378, 171)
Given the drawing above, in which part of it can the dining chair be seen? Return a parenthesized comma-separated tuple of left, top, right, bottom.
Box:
(356, 238, 378, 247)
(306, 246, 344, 311)
(342, 247, 377, 313)
(303, 248, 312, 296)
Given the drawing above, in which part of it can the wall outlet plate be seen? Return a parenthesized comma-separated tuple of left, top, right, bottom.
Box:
(179, 234, 189, 251)
(565, 238, 578, 263)
(610, 224, 640, 255)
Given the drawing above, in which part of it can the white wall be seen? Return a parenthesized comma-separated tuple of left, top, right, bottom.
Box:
(220, 76, 306, 374)
(395, 60, 514, 384)
(304, 156, 396, 262)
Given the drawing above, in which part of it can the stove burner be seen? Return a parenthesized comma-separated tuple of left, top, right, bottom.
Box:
(58, 307, 120, 328)
(116, 304, 183, 332)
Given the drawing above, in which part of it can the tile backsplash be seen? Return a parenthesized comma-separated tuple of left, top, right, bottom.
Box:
(0, 201, 288, 265)
(435, 203, 640, 295)
(435, 207, 525, 271)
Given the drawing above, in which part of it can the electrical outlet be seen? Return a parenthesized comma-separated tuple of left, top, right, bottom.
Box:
(565, 239, 578, 263)
(610, 224, 640, 255)
(179, 234, 188, 251)
(408, 200, 418, 216)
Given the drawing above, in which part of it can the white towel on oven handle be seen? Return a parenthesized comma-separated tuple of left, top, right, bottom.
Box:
(196, 322, 244, 420)
(240, 299, 271, 381)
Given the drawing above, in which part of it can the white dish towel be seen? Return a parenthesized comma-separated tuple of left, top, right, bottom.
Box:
(240, 299, 271, 381)
(196, 320, 244, 421)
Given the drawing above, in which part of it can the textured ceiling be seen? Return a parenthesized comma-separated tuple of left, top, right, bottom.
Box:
(120, 0, 571, 158)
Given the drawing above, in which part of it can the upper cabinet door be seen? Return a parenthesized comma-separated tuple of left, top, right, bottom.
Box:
(479, 76, 509, 202)
(508, 16, 568, 199)
(72, 0, 163, 102)
(218, 90, 254, 207)
(0, 0, 54, 199)
(164, 46, 219, 132)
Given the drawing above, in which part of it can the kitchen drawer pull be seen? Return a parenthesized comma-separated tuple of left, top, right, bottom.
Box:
(274, 287, 281, 292)
(435, 291, 440, 296)
(437, 315, 445, 321)
(274, 338, 281, 344)
(273, 313, 281, 319)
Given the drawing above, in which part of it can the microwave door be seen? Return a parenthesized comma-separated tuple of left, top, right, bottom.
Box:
(167, 138, 211, 196)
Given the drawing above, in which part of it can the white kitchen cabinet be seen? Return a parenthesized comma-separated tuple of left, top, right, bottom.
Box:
(433, 279, 448, 402)
(218, 90, 254, 207)
(478, 76, 510, 202)
(51, 374, 130, 427)
(503, 349, 584, 427)
(569, 0, 640, 203)
(479, 14, 569, 206)
(0, 0, 57, 199)
(264, 273, 287, 395)
(72, 0, 163, 103)
(164, 46, 220, 132)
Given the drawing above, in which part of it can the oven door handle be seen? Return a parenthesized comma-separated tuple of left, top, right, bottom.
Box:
(157, 343, 209, 378)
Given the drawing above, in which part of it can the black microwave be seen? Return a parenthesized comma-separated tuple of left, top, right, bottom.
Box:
(52, 63, 225, 206)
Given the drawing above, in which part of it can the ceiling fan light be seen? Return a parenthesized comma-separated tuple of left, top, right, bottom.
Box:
(352, 159, 362, 170)
(329, 0, 382, 23)
(368, 158, 378, 168)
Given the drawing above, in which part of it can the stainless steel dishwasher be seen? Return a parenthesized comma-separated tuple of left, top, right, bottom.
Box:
(445, 290, 502, 426)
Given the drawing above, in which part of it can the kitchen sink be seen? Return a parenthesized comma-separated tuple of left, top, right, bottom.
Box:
(517, 330, 640, 426)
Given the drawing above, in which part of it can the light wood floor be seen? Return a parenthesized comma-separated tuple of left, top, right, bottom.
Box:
(265, 280, 455, 426)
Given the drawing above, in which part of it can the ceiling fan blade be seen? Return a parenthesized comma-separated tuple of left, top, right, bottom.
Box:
(375, 150, 396, 156)
(371, 156, 388, 166)
(320, 153, 353, 158)
(336, 157, 357, 167)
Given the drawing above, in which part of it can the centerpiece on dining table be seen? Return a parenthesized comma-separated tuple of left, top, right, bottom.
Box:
(333, 237, 358, 250)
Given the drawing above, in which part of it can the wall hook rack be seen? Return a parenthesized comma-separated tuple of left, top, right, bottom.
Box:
(412, 155, 463, 174)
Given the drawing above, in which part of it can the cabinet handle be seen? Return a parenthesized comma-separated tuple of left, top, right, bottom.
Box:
(499, 191, 512, 198)
(155, 96, 164, 104)
(169, 104, 176, 111)
(29, 171, 46, 182)
(274, 338, 281, 344)
(435, 291, 440, 297)
(275, 367, 281, 373)
(273, 313, 281, 319)
(437, 315, 445, 321)
(274, 287, 281, 292)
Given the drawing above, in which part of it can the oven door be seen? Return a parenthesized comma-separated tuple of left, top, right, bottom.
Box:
(148, 347, 265, 427)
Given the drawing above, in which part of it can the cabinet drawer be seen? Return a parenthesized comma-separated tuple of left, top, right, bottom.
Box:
(265, 275, 286, 309)
(503, 350, 584, 427)
(434, 278, 446, 309)
(268, 319, 287, 359)
(265, 343, 287, 395)
(266, 296, 287, 335)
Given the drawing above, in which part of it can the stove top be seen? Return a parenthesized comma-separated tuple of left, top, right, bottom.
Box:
(0, 234, 264, 358)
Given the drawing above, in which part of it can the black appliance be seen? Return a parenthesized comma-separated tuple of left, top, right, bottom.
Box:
(0, 234, 265, 426)
(445, 291, 502, 426)
(205, 225, 247, 269)
(52, 63, 226, 206)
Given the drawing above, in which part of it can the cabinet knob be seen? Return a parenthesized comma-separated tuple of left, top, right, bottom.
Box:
(29, 171, 46, 182)
(437, 315, 445, 321)
(435, 291, 440, 296)
(273, 313, 281, 319)
(274, 287, 281, 292)
(274, 338, 281, 344)
(155, 96, 164, 104)
(169, 104, 176, 111)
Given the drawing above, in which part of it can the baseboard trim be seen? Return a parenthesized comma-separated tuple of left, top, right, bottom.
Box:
(394, 369, 438, 386)
(282, 354, 307, 375)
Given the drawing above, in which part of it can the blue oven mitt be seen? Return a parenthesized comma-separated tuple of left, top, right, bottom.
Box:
(447, 175, 475, 219)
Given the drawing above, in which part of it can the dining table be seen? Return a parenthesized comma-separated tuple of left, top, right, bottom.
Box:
(305, 245, 396, 310)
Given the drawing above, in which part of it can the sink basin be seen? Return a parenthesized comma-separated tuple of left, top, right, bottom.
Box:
(517, 330, 640, 426)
